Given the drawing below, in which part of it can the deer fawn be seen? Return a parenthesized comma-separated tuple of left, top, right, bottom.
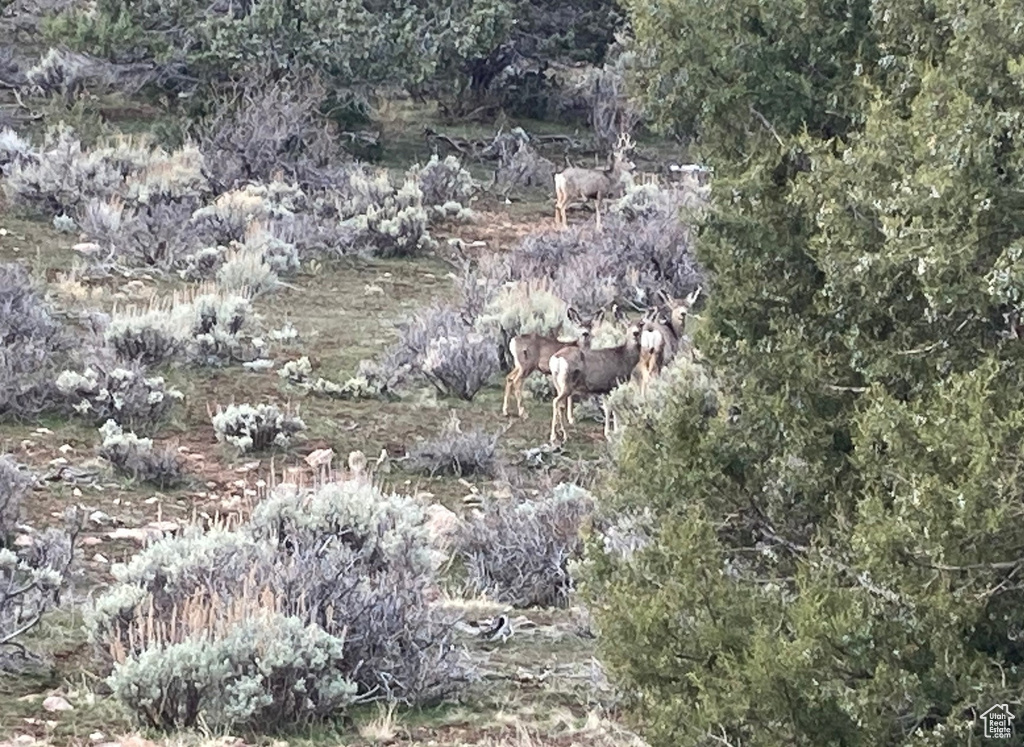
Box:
(632, 288, 702, 396)
(553, 133, 636, 231)
(503, 307, 602, 419)
(548, 307, 644, 444)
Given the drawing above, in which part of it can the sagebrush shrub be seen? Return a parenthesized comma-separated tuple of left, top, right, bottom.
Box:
(90, 477, 472, 727)
(3, 124, 121, 215)
(105, 309, 183, 366)
(407, 413, 499, 477)
(188, 291, 265, 366)
(56, 363, 184, 435)
(98, 420, 186, 488)
(0, 128, 33, 171)
(0, 455, 33, 541)
(457, 483, 595, 608)
(339, 180, 435, 258)
(104, 291, 263, 368)
(215, 246, 280, 297)
(86, 200, 202, 273)
(475, 277, 571, 340)
(1, 507, 78, 669)
(603, 354, 719, 435)
(210, 403, 306, 453)
(408, 155, 475, 222)
(0, 262, 80, 420)
(109, 612, 357, 732)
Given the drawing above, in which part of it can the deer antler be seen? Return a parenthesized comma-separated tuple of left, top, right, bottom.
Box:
(615, 132, 636, 153)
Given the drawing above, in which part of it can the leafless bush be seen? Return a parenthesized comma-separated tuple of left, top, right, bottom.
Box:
(374, 303, 499, 398)
(457, 483, 595, 608)
(389, 304, 473, 373)
(407, 413, 499, 477)
(0, 455, 33, 541)
(574, 58, 640, 151)
(493, 139, 555, 196)
(197, 77, 345, 194)
(97, 420, 185, 489)
(0, 262, 79, 420)
(89, 477, 473, 714)
(485, 187, 705, 311)
(421, 330, 500, 401)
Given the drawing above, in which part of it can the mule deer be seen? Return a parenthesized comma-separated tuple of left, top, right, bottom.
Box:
(503, 307, 602, 419)
(553, 133, 636, 230)
(549, 307, 644, 443)
(632, 287, 702, 396)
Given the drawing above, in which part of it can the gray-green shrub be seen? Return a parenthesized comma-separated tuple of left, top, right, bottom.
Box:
(55, 363, 184, 435)
(98, 420, 186, 488)
(109, 612, 357, 732)
(210, 403, 306, 453)
(0, 455, 33, 543)
(89, 477, 473, 728)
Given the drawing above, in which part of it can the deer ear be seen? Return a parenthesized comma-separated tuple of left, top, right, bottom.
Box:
(566, 306, 582, 326)
(592, 308, 605, 326)
(684, 287, 702, 309)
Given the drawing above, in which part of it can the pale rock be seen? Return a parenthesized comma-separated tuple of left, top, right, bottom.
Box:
(42, 695, 73, 712)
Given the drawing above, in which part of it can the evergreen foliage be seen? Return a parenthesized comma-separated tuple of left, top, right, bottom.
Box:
(589, 1, 1024, 745)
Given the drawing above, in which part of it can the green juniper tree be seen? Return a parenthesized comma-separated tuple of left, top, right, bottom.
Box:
(588, 0, 1024, 745)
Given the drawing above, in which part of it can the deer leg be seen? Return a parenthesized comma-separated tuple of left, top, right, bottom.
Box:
(603, 398, 615, 439)
(595, 194, 602, 231)
(559, 395, 569, 441)
(502, 368, 520, 417)
(515, 374, 529, 420)
(566, 394, 575, 425)
(550, 394, 563, 443)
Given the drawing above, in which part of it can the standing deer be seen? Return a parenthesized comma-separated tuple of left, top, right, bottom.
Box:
(503, 307, 602, 419)
(553, 133, 636, 231)
(548, 307, 644, 444)
(631, 288, 702, 396)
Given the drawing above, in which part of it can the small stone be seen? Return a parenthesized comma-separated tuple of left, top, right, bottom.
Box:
(59, 444, 73, 454)
(42, 695, 73, 712)
(88, 510, 111, 526)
